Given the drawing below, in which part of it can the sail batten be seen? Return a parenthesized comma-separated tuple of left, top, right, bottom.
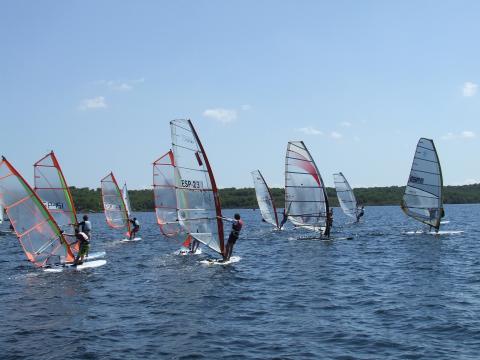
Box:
(0, 157, 74, 267)
(251, 170, 279, 229)
(401, 138, 444, 230)
(284, 141, 329, 232)
(101, 172, 131, 234)
(171, 119, 224, 254)
(333, 172, 358, 219)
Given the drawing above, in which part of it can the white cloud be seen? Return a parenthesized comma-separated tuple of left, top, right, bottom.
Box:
(462, 81, 478, 97)
(295, 126, 323, 135)
(330, 131, 343, 139)
(340, 121, 352, 127)
(203, 108, 237, 124)
(95, 78, 144, 91)
(441, 130, 476, 140)
(78, 96, 107, 110)
(241, 104, 252, 111)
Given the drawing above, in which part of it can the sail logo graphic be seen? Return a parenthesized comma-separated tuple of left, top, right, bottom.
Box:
(181, 179, 203, 189)
(182, 135, 195, 144)
(409, 175, 424, 184)
(105, 203, 121, 211)
(43, 201, 64, 210)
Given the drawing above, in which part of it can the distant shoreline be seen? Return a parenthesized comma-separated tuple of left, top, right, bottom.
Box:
(71, 184, 480, 211)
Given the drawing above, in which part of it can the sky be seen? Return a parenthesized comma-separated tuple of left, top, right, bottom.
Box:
(2, 1, 480, 189)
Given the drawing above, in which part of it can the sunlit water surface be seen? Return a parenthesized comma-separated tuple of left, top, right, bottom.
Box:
(1, 205, 480, 359)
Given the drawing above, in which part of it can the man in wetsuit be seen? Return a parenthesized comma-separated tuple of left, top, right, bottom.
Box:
(219, 213, 243, 261)
(324, 208, 333, 238)
(77, 215, 92, 239)
(356, 206, 365, 223)
(129, 217, 140, 239)
(72, 229, 90, 265)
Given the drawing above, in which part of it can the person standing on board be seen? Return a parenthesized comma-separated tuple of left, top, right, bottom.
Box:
(77, 215, 92, 239)
(356, 206, 365, 223)
(324, 208, 333, 238)
(129, 217, 140, 239)
(61, 228, 90, 265)
(190, 239, 200, 253)
(218, 213, 243, 261)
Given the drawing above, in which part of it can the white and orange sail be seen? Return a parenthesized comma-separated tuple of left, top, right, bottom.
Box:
(170, 119, 224, 255)
(34, 151, 78, 234)
(0, 156, 75, 267)
(153, 150, 192, 248)
(101, 172, 131, 236)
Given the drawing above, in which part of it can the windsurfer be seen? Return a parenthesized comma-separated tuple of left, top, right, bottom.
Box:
(129, 217, 140, 239)
(65, 229, 90, 265)
(219, 213, 243, 261)
(324, 208, 333, 237)
(190, 239, 200, 253)
(77, 215, 92, 239)
(356, 206, 365, 223)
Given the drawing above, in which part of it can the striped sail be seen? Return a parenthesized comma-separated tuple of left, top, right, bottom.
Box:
(101, 172, 131, 235)
(251, 170, 279, 228)
(0, 157, 75, 267)
(401, 138, 444, 230)
(333, 172, 358, 219)
(284, 141, 329, 232)
(170, 119, 224, 254)
(34, 151, 78, 235)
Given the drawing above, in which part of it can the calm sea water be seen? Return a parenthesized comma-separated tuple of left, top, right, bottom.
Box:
(1, 204, 480, 359)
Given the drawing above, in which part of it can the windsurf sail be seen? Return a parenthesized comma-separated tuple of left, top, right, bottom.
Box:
(170, 119, 224, 254)
(34, 151, 78, 235)
(122, 183, 132, 217)
(0, 157, 75, 267)
(284, 141, 329, 233)
(0, 204, 3, 224)
(251, 170, 279, 228)
(333, 172, 358, 219)
(101, 172, 131, 235)
(401, 138, 444, 231)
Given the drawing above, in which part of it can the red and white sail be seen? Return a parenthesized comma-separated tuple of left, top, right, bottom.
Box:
(284, 141, 329, 232)
(0, 156, 75, 267)
(170, 119, 224, 254)
(101, 172, 131, 235)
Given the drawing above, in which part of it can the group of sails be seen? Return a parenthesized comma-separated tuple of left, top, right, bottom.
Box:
(251, 137, 445, 236)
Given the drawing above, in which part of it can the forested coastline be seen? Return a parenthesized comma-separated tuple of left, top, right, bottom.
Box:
(71, 184, 480, 212)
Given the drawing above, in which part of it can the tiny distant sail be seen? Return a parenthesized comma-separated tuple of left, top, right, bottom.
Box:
(0, 157, 75, 267)
(251, 170, 279, 228)
(101, 172, 131, 235)
(333, 172, 358, 219)
(171, 119, 224, 254)
(122, 183, 132, 217)
(0, 204, 3, 224)
(34, 151, 78, 235)
(153, 150, 183, 237)
(284, 141, 329, 232)
(401, 138, 444, 230)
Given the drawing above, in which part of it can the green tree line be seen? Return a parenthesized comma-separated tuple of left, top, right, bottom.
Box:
(70, 184, 480, 212)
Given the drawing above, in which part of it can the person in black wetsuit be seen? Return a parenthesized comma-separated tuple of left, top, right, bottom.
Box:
(324, 208, 333, 238)
(356, 206, 365, 223)
(129, 217, 140, 239)
(219, 213, 243, 261)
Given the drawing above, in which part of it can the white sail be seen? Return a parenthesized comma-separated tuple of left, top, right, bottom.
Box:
(284, 141, 329, 232)
(122, 183, 132, 217)
(251, 170, 279, 228)
(401, 138, 444, 230)
(0, 204, 3, 224)
(170, 119, 224, 255)
(333, 172, 358, 219)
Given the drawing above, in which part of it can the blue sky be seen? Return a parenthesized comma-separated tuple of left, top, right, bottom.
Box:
(2, 1, 480, 189)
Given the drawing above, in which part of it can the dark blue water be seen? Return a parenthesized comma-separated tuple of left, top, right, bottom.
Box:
(1, 204, 480, 359)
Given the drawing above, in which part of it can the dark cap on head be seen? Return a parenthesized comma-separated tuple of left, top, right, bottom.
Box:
(83, 215, 88, 220)
(133, 217, 137, 220)
(234, 213, 240, 220)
